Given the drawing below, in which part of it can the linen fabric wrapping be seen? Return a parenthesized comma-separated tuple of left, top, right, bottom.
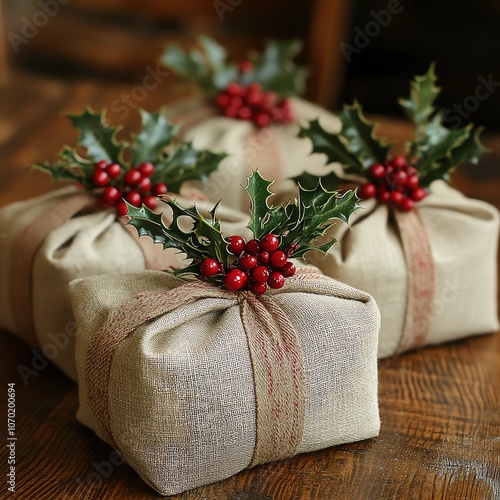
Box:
(164, 97, 341, 212)
(0, 187, 250, 381)
(70, 269, 380, 496)
(306, 180, 499, 358)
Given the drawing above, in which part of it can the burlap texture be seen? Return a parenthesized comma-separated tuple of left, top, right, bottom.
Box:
(0, 187, 250, 380)
(164, 97, 341, 212)
(70, 269, 380, 496)
(305, 180, 499, 357)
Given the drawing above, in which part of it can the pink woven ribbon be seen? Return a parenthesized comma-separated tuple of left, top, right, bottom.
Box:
(394, 209, 436, 353)
(84, 278, 309, 467)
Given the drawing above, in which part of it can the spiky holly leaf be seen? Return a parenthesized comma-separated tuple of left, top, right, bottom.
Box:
(161, 36, 306, 98)
(339, 103, 391, 167)
(247, 39, 307, 97)
(298, 119, 365, 174)
(151, 145, 226, 193)
(246, 170, 361, 257)
(398, 63, 440, 135)
(292, 171, 345, 191)
(130, 110, 179, 165)
(66, 107, 126, 164)
(127, 199, 231, 281)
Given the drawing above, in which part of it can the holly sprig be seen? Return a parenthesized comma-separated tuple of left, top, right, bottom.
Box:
(297, 65, 487, 210)
(162, 35, 307, 98)
(127, 170, 360, 294)
(32, 107, 226, 214)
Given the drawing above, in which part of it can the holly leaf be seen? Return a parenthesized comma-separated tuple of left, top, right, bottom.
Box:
(398, 63, 440, 136)
(130, 110, 179, 166)
(249, 39, 307, 97)
(65, 107, 126, 164)
(292, 171, 344, 191)
(127, 198, 230, 279)
(339, 102, 390, 167)
(298, 119, 365, 173)
(151, 145, 225, 193)
(245, 170, 277, 239)
(418, 126, 488, 187)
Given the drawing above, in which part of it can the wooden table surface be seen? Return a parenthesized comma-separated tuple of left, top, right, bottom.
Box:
(0, 71, 499, 500)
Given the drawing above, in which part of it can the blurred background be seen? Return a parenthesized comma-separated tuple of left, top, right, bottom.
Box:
(2, 0, 499, 126)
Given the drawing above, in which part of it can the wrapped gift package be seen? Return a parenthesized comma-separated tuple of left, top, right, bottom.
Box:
(0, 187, 249, 380)
(164, 97, 341, 212)
(306, 180, 499, 358)
(70, 268, 380, 496)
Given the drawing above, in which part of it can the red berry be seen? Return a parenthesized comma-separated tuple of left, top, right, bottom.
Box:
(270, 250, 287, 268)
(224, 106, 239, 118)
(245, 239, 261, 255)
(143, 195, 157, 210)
(391, 156, 407, 169)
(254, 113, 271, 128)
(252, 265, 270, 283)
(359, 183, 377, 199)
(251, 281, 267, 295)
(139, 162, 155, 177)
(268, 272, 285, 289)
(260, 234, 280, 252)
(390, 191, 404, 205)
(405, 175, 419, 189)
(102, 186, 121, 204)
(95, 160, 108, 170)
(393, 170, 407, 183)
(230, 96, 243, 108)
(116, 200, 128, 217)
(411, 187, 427, 202)
(91, 170, 109, 187)
(240, 254, 258, 271)
(138, 177, 152, 193)
(125, 190, 142, 207)
(248, 82, 262, 93)
(238, 107, 252, 120)
(281, 261, 296, 278)
(377, 189, 391, 204)
(124, 168, 142, 186)
(399, 198, 415, 212)
(200, 258, 220, 277)
(224, 269, 247, 291)
(226, 83, 244, 96)
(369, 163, 386, 179)
(227, 235, 246, 255)
(246, 90, 263, 106)
(217, 94, 231, 107)
(106, 163, 121, 179)
(259, 251, 270, 264)
(152, 183, 167, 196)
(239, 60, 253, 73)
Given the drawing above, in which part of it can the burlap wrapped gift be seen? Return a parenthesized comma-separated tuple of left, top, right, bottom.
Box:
(164, 97, 340, 212)
(0, 187, 250, 381)
(70, 268, 380, 496)
(306, 180, 499, 358)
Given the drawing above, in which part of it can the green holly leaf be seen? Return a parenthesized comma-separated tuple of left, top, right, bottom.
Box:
(398, 63, 440, 136)
(246, 170, 360, 257)
(66, 107, 126, 164)
(292, 171, 344, 191)
(130, 110, 179, 165)
(339, 103, 390, 167)
(248, 39, 307, 97)
(127, 198, 230, 280)
(151, 145, 225, 193)
(298, 119, 365, 173)
(418, 126, 488, 187)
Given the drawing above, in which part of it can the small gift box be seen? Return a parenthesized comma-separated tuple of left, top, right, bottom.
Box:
(297, 66, 499, 357)
(0, 108, 248, 381)
(161, 36, 341, 212)
(70, 173, 380, 496)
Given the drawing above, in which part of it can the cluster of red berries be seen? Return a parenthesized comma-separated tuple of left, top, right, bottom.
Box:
(358, 156, 428, 212)
(90, 160, 167, 216)
(199, 233, 297, 295)
(216, 62, 294, 128)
